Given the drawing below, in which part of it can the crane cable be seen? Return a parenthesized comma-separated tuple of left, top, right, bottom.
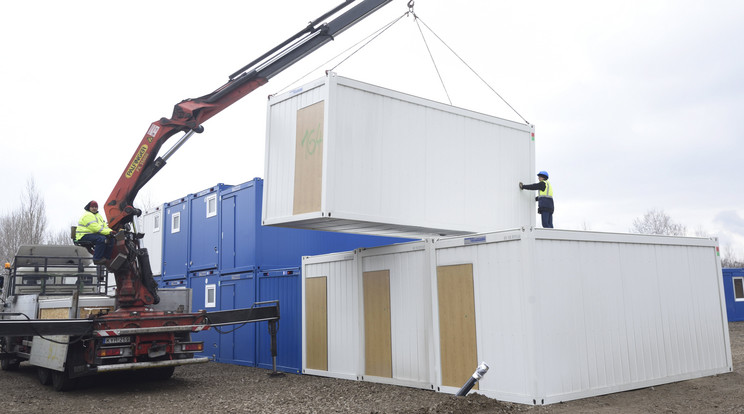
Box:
(410, 8, 530, 125)
(273, 8, 411, 96)
(274, 1, 530, 125)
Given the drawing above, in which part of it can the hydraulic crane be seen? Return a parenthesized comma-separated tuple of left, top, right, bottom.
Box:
(101, 0, 393, 308)
(0, 0, 394, 391)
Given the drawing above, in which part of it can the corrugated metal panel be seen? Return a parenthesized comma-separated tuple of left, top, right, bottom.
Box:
(435, 233, 533, 401)
(531, 231, 730, 403)
(303, 252, 360, 380)
(264, 73, 535, 238)
(139, 206, 164, 276)
(162, 196, 190, 280)
(257, 268, 301, 373)
(303, 228, 730, 405)
(189, 184, 227, 272)
(359, 242, 432, 388)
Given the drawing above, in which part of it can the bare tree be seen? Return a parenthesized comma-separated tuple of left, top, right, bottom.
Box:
(0, 178, 51, 262)
(630, 209, 687, 236)
(47, 227, 74, 246)
(722, 245, 744, 268)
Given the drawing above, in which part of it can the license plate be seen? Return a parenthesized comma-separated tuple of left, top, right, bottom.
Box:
(102, 336, 131, 344)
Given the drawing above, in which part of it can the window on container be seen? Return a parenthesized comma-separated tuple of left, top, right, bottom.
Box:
(206, 194, 217, 218)
(171, 212, 181, 233)
(205, 284, 216, 308)
(153, 213, 161, 232)
(734, 277, 744, 301)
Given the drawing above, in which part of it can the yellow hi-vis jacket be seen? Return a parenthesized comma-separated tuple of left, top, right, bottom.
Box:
(75, 210, 113, 240)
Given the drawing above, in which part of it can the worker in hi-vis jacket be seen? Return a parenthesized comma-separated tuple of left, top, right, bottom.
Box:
(519, 171, 554, 228)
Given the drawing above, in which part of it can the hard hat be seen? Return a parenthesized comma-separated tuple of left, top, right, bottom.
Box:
(537, 171, 549, 179)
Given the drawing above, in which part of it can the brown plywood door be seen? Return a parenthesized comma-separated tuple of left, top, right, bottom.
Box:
(305, 277, 328, 371)
(437, 264, 478, 389)
(363, 270, 392, 378)
(293, 101, 325, 215)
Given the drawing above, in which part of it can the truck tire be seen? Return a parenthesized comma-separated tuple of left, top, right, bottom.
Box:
(51, 369, 76, 391)
(37, 367, 52, 385)
(1, 357, 20, 371)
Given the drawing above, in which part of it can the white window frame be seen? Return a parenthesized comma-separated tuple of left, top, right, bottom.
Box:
(153, 212, 161, 232)
(206, 194, 217, 218)
(734, 277, 744, 302)
(171, 212, 181, 234)
(205, 284, 217, 308)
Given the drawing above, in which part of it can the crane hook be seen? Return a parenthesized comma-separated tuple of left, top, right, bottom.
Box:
(407, 0, 414, 13)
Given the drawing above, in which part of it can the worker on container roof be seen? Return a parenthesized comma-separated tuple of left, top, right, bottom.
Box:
(519, 171, 554, 228)
(75, 200, 116, 265)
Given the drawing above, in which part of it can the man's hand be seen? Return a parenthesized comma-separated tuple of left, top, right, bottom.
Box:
(519, 182, 524, 189)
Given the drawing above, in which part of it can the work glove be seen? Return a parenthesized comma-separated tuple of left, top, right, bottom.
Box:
(519, 182, 523, 189)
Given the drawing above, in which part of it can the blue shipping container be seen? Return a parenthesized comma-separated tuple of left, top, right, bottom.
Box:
(221, 178, 410, 271)
(190, 272, 220, 360)
(162, 196, 191, 280)
(189, 184, 228, 272)
(723, 268, 744, 322)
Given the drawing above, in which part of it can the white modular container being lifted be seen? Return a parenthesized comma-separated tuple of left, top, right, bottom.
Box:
(263, 73, 536, 238)
(302, 228, 731, 405)
(138, 205, 164, 276)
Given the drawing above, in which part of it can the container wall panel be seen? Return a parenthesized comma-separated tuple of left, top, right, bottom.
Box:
(220, 181, 261, 274)
(162, 196, 191, 280)
(217, 271, 257, 366)
(359, 243, 432, 388)
(303, 253, 360, 379)
(531, 231, 730, 403)
(190, 274, 220, 360)
(139, 206, 164, 276)
(257, 268, 302, 373)
(264, 74, 535, 238)
(435, 236, 532, 400)
(722, 268, 744, 321)
(189, 184, 226, 272)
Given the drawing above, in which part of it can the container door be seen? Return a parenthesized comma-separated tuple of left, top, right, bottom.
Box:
(258, 268, 301, 373)
(437, 263, 478, 389)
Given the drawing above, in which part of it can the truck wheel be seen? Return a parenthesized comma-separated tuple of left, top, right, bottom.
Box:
(51, 370, 76, 391)
(37, 367, 52, 385)
(1, 357, 20, 371)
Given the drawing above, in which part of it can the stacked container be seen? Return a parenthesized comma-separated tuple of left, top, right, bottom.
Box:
(161, 178, 412, 372)
(302, 229, 730, 404)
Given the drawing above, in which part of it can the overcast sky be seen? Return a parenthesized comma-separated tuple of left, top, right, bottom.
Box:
(1, 0, 743, 256)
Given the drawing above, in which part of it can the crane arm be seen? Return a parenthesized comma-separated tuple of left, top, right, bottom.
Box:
(105, 0, 393, 230)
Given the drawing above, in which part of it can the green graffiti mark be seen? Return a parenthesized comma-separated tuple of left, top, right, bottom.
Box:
(301, 123, 323, 158)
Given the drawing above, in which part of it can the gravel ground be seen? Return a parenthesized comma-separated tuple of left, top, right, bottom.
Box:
(3, 322, 744, 413)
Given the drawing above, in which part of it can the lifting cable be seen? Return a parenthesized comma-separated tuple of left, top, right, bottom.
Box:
(409, 5, 530, 125)
(273, 8, 411, 96)
(274, 1, 529, 125)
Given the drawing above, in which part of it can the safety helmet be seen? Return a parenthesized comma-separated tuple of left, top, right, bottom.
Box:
(537, 171, 549, 179)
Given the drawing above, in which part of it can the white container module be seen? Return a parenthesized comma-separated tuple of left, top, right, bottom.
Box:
(138, 205, 164, 276)
(263, 73, 536, 238)
(302, 241, 433, 389)
(302, 228, 731, 405)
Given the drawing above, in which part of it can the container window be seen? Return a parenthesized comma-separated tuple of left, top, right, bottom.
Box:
(153, 213, 161, 232)
(206, 194, 217, 218)
(171, 212, 181, 233)
(205, 284, 216, 308)
(734, 277, 744, 301)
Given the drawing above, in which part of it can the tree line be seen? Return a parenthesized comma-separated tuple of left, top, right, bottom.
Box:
(0, 179, 71, 264)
